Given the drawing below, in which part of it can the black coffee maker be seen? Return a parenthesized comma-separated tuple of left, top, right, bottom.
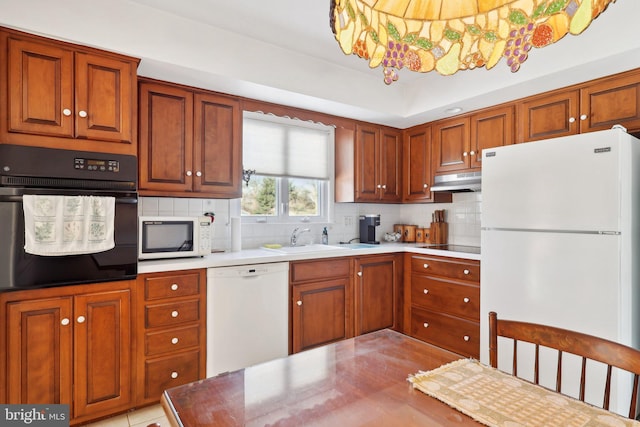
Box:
(359, 214, 381, 244)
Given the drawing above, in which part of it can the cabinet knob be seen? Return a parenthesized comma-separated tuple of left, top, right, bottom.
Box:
(377, 184, 382, 189)
(62, 108, 72, 117)
(77, 316, 86, 324)
(171, 371, 179, 379)
(296, 300, 302, 306)
(423, 322, 429, 328)
(78, 110, 88, 118)
(382, 184, 387, 189)
(357, 271, 362, 277)
(423, 263, 429, 269)
(463, 269, 470, 275)
(171, 337, 179, 345)
(171, 283, 179, 291)
(423, 289, 429, 294)
(463, 151, 468, 157)
(580, 114, 588, 121)
(463, 297, 470, 303)
(470, 151, 475, 156)
(61, 318, 70, 326)
(196, 171, 202, 177)
(186, 170, 193, 176)
(423, 183, 428, 189)
(463, 335, 470, 342)
(171, 311, 179, 318)
(569, 117, 576, 123)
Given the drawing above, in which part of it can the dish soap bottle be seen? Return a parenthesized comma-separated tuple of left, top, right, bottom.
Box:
(322, 227, 328, 245)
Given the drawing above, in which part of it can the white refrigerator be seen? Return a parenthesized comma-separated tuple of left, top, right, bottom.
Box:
(480, 128, 640, 416)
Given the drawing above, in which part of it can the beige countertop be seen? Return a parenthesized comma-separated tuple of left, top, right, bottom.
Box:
(138, 242, 481, 274)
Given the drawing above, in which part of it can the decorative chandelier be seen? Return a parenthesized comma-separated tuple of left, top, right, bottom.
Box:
(330, 0, 617, 84)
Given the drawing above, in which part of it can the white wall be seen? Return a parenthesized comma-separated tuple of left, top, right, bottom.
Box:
(139, 192, 481, 250)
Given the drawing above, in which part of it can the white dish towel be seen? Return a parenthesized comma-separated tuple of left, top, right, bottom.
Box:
(23, 195, 116, 256)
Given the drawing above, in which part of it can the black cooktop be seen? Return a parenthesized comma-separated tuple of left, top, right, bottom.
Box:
(418, 244, 481, 254)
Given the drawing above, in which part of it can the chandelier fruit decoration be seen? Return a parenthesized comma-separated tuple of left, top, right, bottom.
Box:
(330, 0, 617, 84)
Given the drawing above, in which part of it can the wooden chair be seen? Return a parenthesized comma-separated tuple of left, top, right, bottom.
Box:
(488, 311, 640, 419)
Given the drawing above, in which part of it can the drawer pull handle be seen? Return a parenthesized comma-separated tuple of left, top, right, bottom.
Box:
(77, 316, 86, 324)
(296, 300, 302, 306)
(423, 263, 429, 269)
(171, 311, 179, 318)
(463, 269, 470, 275)
(423, 289, 429, 294)
(171, 283, 179, 291)
(463, 335, 470, 342)
(463, 297, 470, 303)
(171, 337, 179, 345)
(61, 318, 70, 326)
(423, 322, 429, 328)
(171, 371, 179, 379)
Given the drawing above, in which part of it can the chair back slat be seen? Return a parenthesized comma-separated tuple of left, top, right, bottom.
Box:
(488, 311, 640, 420)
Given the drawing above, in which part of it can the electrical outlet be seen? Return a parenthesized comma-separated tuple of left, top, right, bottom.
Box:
(344, 216, 353, 226)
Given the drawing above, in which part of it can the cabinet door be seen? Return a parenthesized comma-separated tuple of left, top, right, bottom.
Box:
(580, 72, 640, 133)
(6, 297, 73, 405)
(193, 92, 242, 197)
(354, 124, 380, 201)
(7, 36, 74, 137)
(75, 52, 134, 143)
(73, 289, 131, 418)
(138, 81, 194, 193)
(403, 125, 433, 202)
(379, 128, 402, 202)
(518, 89, 579, 142)
(291, 278, 352, 353)
(354, 255, 399, 336)
(432, 117, 470, 173)
(470, 106, 514, 169)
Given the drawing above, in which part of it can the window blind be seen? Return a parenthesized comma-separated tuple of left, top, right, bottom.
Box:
(243, 116, 330, 180)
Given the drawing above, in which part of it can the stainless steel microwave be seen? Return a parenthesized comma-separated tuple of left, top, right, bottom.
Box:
(139, 216, 212, 260)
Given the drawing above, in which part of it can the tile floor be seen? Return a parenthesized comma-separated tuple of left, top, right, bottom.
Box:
(83, 404, 168, 427)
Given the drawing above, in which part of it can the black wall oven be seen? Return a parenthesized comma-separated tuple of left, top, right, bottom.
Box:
(0, 144, 138, 290)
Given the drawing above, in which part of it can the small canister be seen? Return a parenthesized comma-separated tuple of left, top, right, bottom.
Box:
(415, 228, 425, 243)
(393, 224, 404, 241)
(404, 225, 417, 243)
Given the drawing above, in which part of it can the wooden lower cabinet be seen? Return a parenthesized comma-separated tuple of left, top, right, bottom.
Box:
(0, 280, 133, 425)
(135, 269, 206, 405)
(404, 253, 480, 358)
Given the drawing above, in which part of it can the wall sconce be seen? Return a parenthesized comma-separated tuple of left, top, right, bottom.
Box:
(242, 168, 256, 186)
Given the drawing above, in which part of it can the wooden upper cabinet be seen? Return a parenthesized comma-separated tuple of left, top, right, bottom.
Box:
(138, 78, 242, 198)
(354, 124, 402, 202)
(518, 89, 579, 142)
(470, 105, 514, 168)
(2, 27, 138, 155)
(432, 116, 471, 173)
(193, 92, 242, 197)
(580, 71, 640, 133)
(403, 125, 433, 202)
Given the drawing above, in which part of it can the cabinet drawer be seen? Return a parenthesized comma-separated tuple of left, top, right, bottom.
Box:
(144, 350, 201, 400)
(290, 258, 350, 283)
(411, 255, 480, 282)
(411, 276, 479, 321)
(410, 307, 479, 358)
(144, 273, 201, 300)
(145, 324, 201, 356)
(145, 300, 200, 328)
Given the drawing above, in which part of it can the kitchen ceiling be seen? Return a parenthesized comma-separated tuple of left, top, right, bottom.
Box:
(2, 0, 640, 128)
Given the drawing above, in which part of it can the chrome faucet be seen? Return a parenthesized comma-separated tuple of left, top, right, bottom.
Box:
(290, 227, 311, 246)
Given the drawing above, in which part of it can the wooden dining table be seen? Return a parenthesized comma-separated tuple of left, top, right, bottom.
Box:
(160, 329, 482, 426)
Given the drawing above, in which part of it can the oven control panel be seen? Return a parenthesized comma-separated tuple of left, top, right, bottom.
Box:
(74, 158, 120, 172)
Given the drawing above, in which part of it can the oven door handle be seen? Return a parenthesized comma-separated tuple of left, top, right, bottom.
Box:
(0, 194, 137, 203)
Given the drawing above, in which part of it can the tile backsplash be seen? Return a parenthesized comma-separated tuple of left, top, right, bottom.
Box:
(139, 192, 481, 251)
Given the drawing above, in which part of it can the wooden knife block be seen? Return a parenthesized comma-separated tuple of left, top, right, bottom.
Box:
(430, 222, 448, 245)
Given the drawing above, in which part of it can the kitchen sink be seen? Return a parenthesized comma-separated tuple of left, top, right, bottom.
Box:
(262, 244, 345, 254)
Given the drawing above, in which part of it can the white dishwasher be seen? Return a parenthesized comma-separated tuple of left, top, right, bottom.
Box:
(206, 262, 289, 377)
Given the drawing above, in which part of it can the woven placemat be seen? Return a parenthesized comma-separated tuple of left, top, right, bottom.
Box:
(409, 359, 640, 427)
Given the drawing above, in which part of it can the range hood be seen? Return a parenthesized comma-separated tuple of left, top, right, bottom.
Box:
(430, 171, 482, 192)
